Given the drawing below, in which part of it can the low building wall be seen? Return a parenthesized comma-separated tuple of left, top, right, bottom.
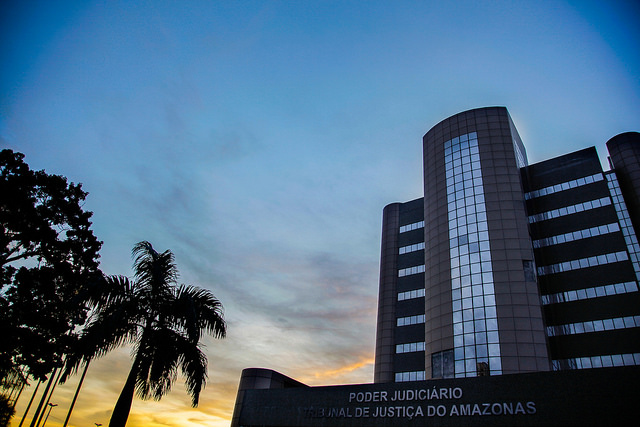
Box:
(232, 365, 639, 426)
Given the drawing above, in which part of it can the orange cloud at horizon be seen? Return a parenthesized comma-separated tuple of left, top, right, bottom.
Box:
(311, 357, 375, 383)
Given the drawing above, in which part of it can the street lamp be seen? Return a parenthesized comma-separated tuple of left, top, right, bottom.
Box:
(42, 403, 57, 427)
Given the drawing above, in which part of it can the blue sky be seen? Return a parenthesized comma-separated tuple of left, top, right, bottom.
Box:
(2, 1, 639, 426)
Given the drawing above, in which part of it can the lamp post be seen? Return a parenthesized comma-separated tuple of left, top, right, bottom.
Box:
(41, 403, 57, 427)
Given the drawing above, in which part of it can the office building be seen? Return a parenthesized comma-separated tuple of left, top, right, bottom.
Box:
(374, 107, 640, 382)
(231, 107, 640, 427)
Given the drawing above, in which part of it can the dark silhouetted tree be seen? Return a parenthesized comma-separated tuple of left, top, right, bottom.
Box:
(63, 241, 226, 427)
(0, 149, 102, 387)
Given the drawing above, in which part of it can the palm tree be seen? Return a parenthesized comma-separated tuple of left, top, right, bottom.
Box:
(63, 241, 226, 427)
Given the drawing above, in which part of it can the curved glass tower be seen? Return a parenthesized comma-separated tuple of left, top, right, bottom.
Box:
(375, 107, 550, 382)
(422, 107, 549, 379)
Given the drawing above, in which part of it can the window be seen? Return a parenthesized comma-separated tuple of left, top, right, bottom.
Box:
(528, 197, 612, 224)
(399, 242, 425, 254)
(397, 314, 425, 327)
(540, 281, 638, 305)
(432, 349, 454, 378)
(398, 265, 425, 277)
(533, 223, 620, 248)
(398, 288, 426, 301)
(537, 251, 629, 276)
(552, 353, 640, 371)
(524, 173, 603, 200)
(523, 260, 536, 282)
(396, 341, 426, 353)
(399, 221, 424, 233)
(395, 371, 426, 382)
(546, 315, 640, 337)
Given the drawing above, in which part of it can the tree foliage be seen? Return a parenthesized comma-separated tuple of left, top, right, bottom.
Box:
(0, 149, 103, 382)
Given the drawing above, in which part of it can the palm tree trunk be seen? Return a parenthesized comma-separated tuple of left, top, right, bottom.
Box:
(62, 361, 89, 427)
(108, 361, 138, 427)
(35, 368, 62, 427)
(18, 380, 41, 427)
(29, 368, 57, 427)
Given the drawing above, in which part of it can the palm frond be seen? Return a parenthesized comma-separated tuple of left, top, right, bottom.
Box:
(134, 326, 181, 401)
(61, 298, 141, 382)
(173, 285, 227, 341)
(86, 274, 136, 310)
(179, 340, 208, 407)
(132, 241, 178, 293)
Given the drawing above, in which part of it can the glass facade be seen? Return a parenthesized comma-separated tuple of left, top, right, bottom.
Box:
(606, 171, 640, 281)
(445, 132, 501, 377)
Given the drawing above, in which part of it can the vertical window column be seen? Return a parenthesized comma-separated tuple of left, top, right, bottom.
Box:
(606, 172, 640, 281)
(444, 132, 502, 378)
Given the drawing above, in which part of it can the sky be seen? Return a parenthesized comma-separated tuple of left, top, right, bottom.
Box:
(1, 0, 638, 426)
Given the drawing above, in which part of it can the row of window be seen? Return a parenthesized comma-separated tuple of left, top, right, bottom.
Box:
(397, 314, 426, 327)
(448, 207, 488, 228)
(453, 295, 497, 313)
(446, 167, 482, 189)
(399, 221, 424, 233)
(398, 264, 425, 277)
(546, 315, 640, 337)
(453, 284, 496, 307)
(454, 318, 499, 334)
(451, 239, 491, 258)
(541, 281, 638, 305)
(395, 370, 425, 382)
(445, 133, 479, 154)
(444, 132, 477, 152)
(528, 197, 611, 224)
(454, 331, 501, 347)
(452, 305, 498, 324)
(532, 222, 620, 248)
(399, 242, 425, 254)
(451, 260, 493, 279)
(446, 158, 482, 175)
(607, 172, 640, 281)
(552, 353, 640, 371)
(456, 357, 502, 377)
(450, 214, 489, 236)
(524, 173, 604, 200)
(537, 251, 628, 276)
(396, 341, 426, 354)
(398, 288, 425, 301)
(447, 179, 483, 199)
